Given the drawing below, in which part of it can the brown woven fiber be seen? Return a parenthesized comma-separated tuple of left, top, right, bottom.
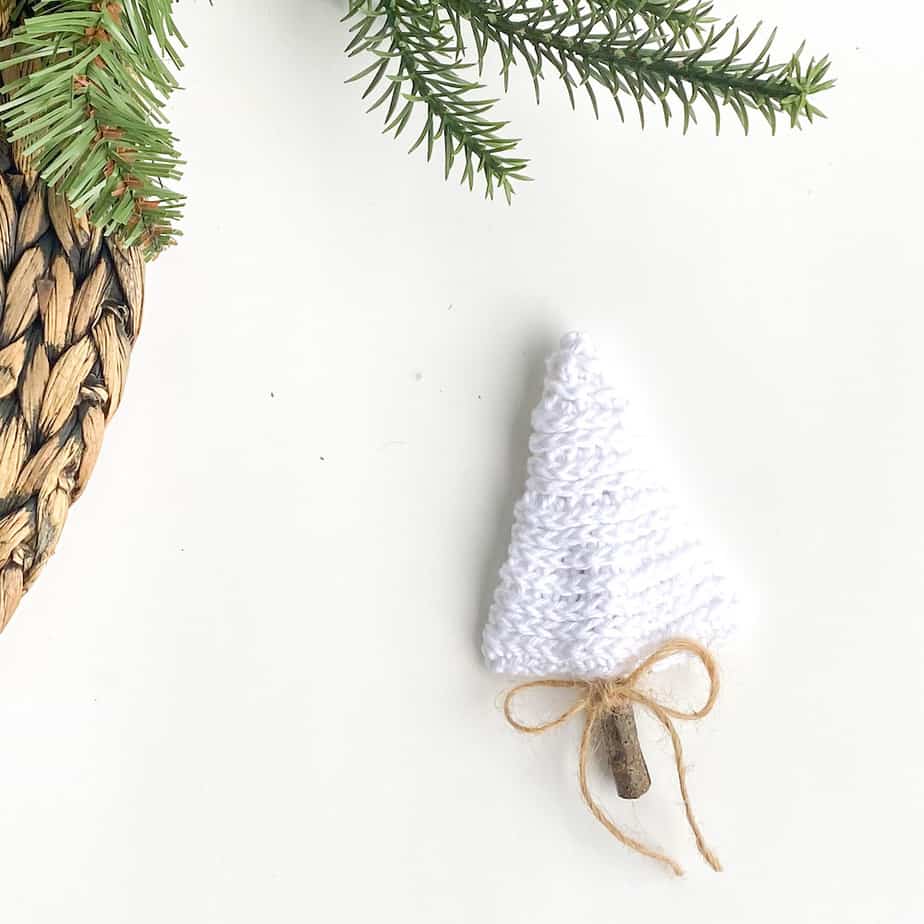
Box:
(0, 141, 144, 631)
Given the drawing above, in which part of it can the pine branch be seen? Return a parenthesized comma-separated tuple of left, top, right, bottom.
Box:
(453, 0, 833, 131)
(0, 0, 185, 256)
(348, 0, 834, 200)
(345, 0, 529, 201)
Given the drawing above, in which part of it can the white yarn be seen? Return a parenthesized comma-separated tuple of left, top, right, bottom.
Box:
(482, 332, 736, 679)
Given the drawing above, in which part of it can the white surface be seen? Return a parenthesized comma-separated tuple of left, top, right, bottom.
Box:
(1, 1, 922, 920)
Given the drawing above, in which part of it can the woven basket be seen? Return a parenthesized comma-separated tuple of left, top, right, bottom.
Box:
(0, 140, 143, 630)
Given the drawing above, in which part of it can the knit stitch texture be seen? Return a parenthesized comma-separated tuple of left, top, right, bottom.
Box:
(482, 332, 736, 679)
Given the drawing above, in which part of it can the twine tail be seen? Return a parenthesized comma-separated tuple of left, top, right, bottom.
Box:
(648, 701, 723, 872)
(577, 711, 686, 877)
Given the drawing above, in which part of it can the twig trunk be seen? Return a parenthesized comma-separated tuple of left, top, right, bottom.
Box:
(600, 700, 651, 799)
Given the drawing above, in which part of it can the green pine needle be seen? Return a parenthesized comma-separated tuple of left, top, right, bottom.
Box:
(346, 0, 835, 199)
(0, 0, 185, 256)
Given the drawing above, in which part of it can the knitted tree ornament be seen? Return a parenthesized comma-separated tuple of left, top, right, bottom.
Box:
(484, 331, 735, 676)
(485, 332, 735, 875)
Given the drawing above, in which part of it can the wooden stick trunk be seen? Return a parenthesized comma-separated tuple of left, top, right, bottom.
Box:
(600, 700, 651, 799)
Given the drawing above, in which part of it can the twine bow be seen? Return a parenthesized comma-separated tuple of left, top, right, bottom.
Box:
(503, 638, 722, 876)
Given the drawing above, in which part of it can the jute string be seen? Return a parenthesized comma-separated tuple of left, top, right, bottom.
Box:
(503, 638, 722, 876)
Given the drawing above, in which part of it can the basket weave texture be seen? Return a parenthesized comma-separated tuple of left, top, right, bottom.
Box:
(0, 145, 144, 630)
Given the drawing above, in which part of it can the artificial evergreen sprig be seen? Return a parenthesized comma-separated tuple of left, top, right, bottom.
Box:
(346, 0, 834, 200)
(0, 0, 185, 255)
(346, 0, 529, 202)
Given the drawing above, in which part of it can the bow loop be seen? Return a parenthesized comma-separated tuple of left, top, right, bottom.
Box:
(624, 637, 721, 722)
(502, 678, 590, 734)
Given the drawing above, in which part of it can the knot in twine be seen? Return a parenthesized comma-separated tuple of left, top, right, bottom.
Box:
(503, 638, 721, 877)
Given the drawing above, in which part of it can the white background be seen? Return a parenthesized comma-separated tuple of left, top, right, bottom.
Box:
(0, 1, 922, 920)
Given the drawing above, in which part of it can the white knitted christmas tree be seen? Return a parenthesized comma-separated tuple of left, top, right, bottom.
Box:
(483, 332, 735, 680)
